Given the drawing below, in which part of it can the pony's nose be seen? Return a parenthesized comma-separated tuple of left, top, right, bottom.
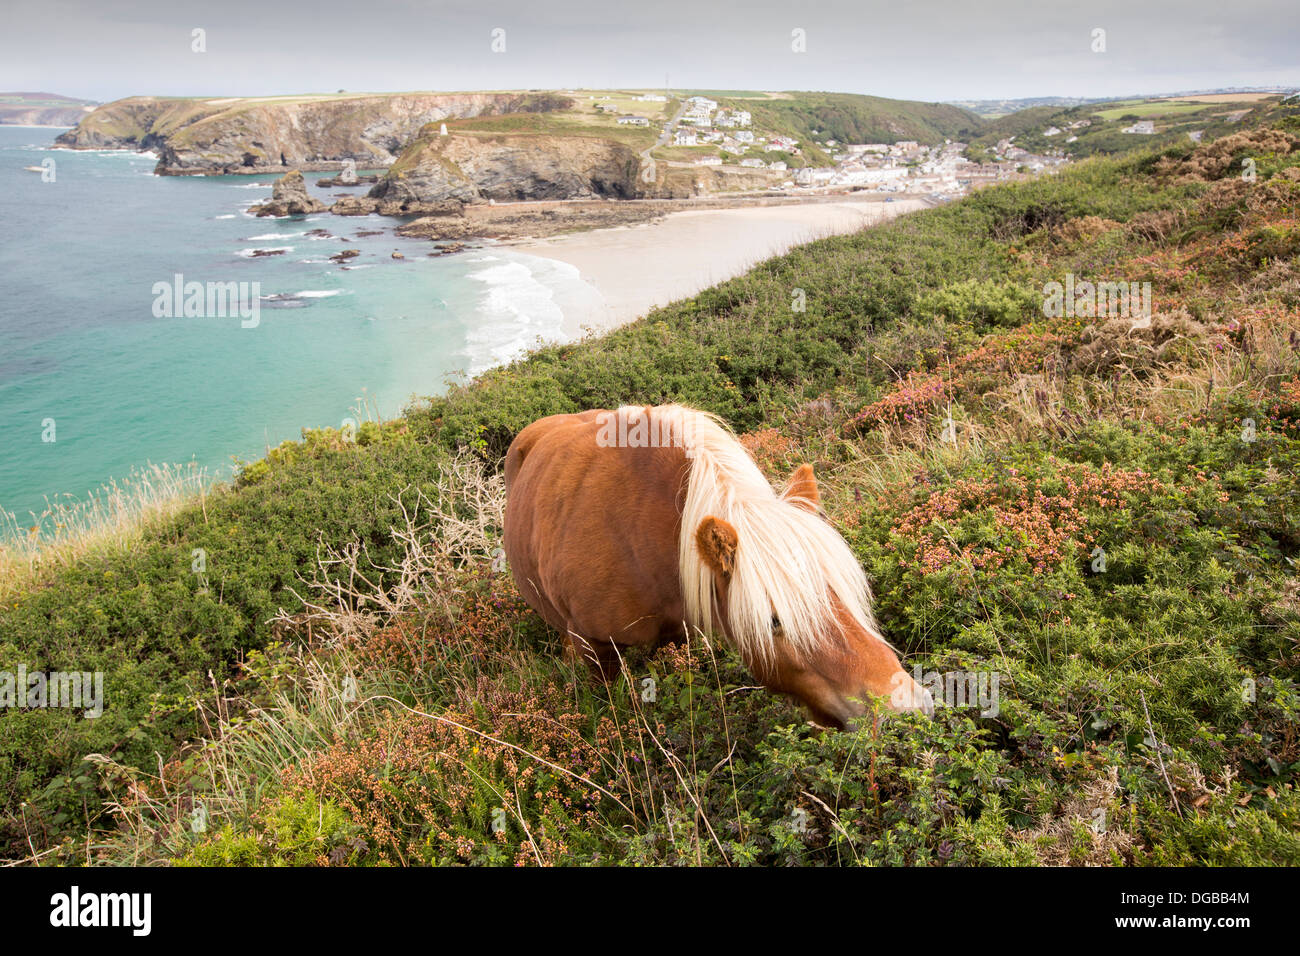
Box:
(889, 675, 934, 716)
(919, 686, 935, 718)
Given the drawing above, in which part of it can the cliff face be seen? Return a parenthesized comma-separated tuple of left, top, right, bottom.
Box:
(54, 92, 574, 175)
(370, 130, 641, 204)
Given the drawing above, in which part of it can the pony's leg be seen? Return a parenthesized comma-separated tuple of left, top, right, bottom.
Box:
(564, 627, 619, 683)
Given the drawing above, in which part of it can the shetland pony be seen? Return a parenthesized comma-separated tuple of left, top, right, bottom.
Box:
(503, 405, 932, 727)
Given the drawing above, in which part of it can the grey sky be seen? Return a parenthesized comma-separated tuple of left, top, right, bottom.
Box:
(4, 0, 1297, 103)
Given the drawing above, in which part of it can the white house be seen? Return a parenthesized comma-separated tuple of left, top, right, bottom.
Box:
(1122, 120, 1156, 134)
(716, 109, 751, 128)
(740, 157, 765, 168)
(733, 130, 755, 143)
(673, 129, 698, 146)
(617, 115, 650, 126)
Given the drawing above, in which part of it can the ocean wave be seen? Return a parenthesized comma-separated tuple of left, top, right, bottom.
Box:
(463, 258, 567, 375)
(244, 231, 304, 240)
(214, 214, 237, 219)
(294, 290, 344, 298)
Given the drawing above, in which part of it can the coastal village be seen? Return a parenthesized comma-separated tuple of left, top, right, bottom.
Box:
(593, 91, 1071, 203)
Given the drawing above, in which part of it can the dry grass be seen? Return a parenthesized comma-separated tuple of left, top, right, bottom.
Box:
(270, 451, 505, 649)
(0, 462, 211, 604)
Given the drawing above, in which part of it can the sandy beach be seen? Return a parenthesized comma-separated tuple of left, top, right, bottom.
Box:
(512, 196, 929, 337)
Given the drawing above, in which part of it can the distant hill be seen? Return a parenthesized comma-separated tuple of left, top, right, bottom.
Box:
(0, 92, 96, 126)
(743, 92, 981, 149)
(963, 93, 1298, 162)
(949, 96, 1109, 118)
(952, 87, 1299, 119)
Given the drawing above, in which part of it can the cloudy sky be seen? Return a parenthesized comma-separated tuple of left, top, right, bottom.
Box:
(4, 0, 1297, 103)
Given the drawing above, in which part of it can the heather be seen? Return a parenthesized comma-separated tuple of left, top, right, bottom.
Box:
(3, 118, 1299, 865)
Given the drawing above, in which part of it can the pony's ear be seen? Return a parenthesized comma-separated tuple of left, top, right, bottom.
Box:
(782, 463, 820, 511)
(695, 516, 739, 585)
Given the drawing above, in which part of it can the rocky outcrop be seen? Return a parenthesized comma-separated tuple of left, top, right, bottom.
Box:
(394, 198, 682, 241)
(330, 195, 464, 217)
(370, 130, 640, 205)
(316, 172, 379, 187)
(54, 92, 574, 175)
(249, 170, 327, 216)
(331, 196, 379, 216)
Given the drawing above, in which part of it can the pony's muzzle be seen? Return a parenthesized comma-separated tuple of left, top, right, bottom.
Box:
(888, 674, 934, 718)
(917, 686, 935, 717)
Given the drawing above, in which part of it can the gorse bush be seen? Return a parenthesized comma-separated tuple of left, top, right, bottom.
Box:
(912, 280, 1040, 333)
(3, 127, 1298, 864)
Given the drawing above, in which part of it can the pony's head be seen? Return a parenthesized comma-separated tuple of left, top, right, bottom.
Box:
(688, 461, 933, 729)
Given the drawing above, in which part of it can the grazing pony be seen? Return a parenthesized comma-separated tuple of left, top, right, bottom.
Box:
(503, 405, 932, 727)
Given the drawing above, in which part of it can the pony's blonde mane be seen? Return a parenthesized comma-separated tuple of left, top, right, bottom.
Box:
(628, 404, 879, 671)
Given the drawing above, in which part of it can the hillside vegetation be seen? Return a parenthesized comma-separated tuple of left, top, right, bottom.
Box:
(966, 94, 1293, 162)
(3, 120, 1299, 866)
(739, 91, 981, 152)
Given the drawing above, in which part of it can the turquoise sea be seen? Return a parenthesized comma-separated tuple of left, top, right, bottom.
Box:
(0, 126, 589, 525)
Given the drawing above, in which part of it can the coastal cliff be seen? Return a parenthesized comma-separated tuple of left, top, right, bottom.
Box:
(54, 92, 574, 175)
(368, 128, 641, 205)
(367, 122, 780, 210)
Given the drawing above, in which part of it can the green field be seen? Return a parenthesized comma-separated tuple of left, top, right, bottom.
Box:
(965, 94, 1293, 162)
(439, 110, 660, 149)
(1093, 101, 1221, 121)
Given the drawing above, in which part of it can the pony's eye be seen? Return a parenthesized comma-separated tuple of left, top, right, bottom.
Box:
(771, 615, 782, 631)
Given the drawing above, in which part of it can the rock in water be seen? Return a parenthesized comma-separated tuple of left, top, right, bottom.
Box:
(330, 195, 380, 216)
(250, 170, 328, 217)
